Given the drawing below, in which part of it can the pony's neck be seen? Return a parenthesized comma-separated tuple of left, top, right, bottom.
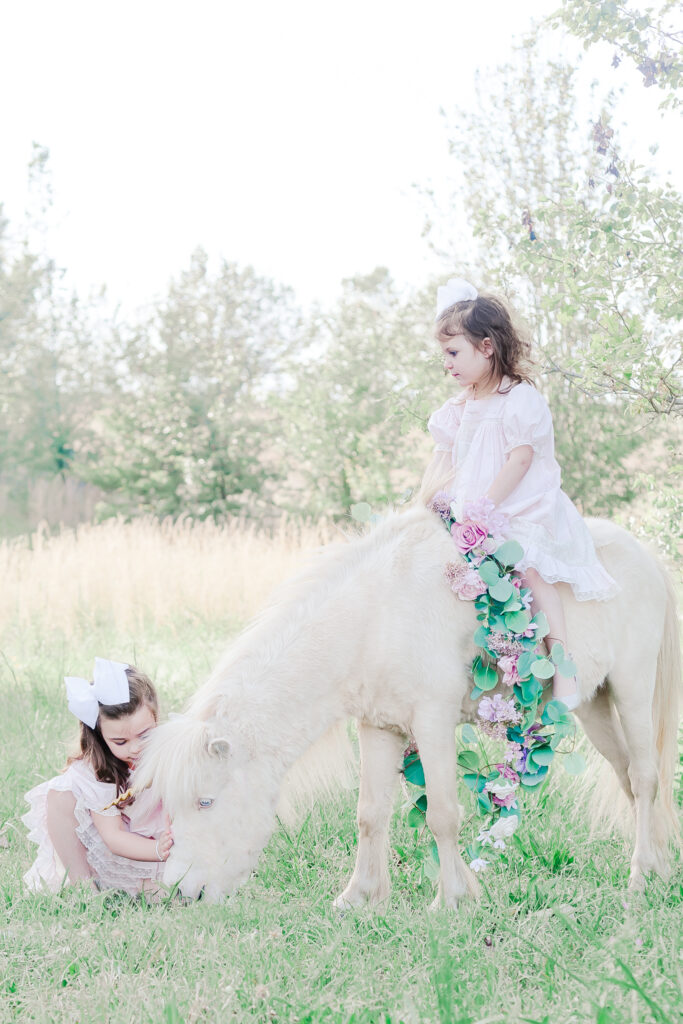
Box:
(203, 579, 365, 772)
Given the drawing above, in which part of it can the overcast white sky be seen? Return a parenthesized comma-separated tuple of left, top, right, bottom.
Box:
(1, 0, 680, 315)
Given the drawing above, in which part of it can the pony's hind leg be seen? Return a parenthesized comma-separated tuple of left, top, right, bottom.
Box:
(333, 723, 404, 910)
(412, 708, 480, 910)
(609, 667, 666, 888)
(577, 684, 634, 803)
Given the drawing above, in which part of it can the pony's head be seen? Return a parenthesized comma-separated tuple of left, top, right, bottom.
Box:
(133, 712, 280, 901)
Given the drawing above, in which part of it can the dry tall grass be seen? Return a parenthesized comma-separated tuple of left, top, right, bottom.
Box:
(0, 516, 337, 639)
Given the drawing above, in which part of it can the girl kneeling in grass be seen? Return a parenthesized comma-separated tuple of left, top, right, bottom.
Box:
(23, 658, 172, 895)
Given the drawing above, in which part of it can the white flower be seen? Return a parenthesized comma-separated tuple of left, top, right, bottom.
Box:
(484, 778, 519, 799)
(493, 839, 506, 850)
(476, 831, 492, 846)
(489, 815, 520, 842)
(469, 857, 489, 872)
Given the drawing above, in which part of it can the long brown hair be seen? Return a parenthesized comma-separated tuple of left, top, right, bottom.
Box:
(67, 666, 159, 794)
(435, 294, 535, 392)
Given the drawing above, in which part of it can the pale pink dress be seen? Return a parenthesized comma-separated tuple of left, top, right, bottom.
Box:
(22, 758, 165, 895)
(428, 379, 618, 601)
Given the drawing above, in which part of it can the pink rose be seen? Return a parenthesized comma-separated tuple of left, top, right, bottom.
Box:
(451, 519, 488, 554)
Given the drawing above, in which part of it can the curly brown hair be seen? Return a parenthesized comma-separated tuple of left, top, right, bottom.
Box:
(435, 294, 535, 392)
(67, 666, 159, 794)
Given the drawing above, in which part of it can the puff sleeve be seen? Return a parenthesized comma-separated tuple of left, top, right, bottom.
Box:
(427, 400, 463, 453)
(501, 385, 553, 455)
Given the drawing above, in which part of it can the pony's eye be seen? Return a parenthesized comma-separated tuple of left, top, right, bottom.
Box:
(198, 797, 214, 809)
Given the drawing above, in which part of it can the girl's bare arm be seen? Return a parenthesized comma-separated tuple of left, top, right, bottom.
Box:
(485, 445, 533, 507)
(92, 812, 173, 862)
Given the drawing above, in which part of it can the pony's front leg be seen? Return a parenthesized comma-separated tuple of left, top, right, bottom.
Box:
(413, 710, 480, 910)
(333, 723, 404, 910)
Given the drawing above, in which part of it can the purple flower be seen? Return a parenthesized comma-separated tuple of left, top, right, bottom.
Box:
(504, 741, 523, 765)
(430, 492, 452, 519)
(478, 693, 522, 726)
(487, 632, 525, 658)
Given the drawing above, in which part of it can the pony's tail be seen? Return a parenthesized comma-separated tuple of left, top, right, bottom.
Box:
(277, 720, 357, 827)
(652, 567, 682, 856)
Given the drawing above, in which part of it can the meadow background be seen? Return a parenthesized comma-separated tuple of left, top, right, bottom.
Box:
(1, 1, 682, 1022)
(1, 518, 682, 1024)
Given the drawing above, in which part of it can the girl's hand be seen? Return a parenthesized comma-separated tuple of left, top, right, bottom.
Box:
(155, 828, 174, 862)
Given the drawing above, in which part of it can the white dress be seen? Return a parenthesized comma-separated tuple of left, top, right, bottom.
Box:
(428, 379, 619, 601)
(22, 759, 165, 895)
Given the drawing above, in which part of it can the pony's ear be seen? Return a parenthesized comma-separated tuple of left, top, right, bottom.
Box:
(207, 736, 231, 759)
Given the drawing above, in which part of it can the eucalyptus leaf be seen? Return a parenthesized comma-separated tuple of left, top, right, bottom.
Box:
(562, 752, 587, 775)
(477, 791, 493, 813)
(465, 842, 482, 862)
(489, 578, 514, 603)
(550, 642, 566, 665)
(457, 749, 480, 771)
(473, 625, 489, 647)
(541, 699, 567, 724)
(504, 610, 531, 633)
(557, 656, 578, 677)
(463, 772, 486, 793)
(516, 651, 535, 679)
(478, 560, 502, 586)
(403, 757, 425, 787)
(473, 661, 499, 690)
(531, 611, 549, 639)
(520, 766, 549, 787)
(528, 746, 554, 767)
(407, 805, 425, 829)
(461, 724, 479, 744)
(530, 657, 555, 680)
(494, 540, 524, 567)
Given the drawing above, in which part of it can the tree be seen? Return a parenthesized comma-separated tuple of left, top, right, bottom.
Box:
(552, 0, 682, 107)
(89, 250, 300, 521)
(0, 147, 99, 531)
(276, 269, 434, 519)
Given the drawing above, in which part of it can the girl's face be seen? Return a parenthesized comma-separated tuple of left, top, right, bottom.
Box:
(439, 334, 494, 392)
(99, 704, 157, 769)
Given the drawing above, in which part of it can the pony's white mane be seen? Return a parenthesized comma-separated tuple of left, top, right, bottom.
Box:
(187, 506, 441, 721)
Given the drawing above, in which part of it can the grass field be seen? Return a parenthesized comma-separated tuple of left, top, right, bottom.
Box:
(1, 520, 681, 1024)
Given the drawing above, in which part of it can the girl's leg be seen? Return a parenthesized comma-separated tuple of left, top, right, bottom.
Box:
(522, 568, 579, 705)
(46, 790, 97, 886)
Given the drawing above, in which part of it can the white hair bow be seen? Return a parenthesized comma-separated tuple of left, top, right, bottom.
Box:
(65, 657, 130, 728)
(435, 278, 478, 320)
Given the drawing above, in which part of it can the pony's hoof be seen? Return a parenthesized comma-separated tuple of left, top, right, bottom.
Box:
(332, 891, 363, 912)
(429, 894, 461, 912)
(627, 870, 646, 893)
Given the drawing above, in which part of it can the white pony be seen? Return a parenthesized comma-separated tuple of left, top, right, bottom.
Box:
(135, 507, 681, 907)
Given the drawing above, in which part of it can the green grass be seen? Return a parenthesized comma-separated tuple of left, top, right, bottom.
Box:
(1, 624, 682, 1024)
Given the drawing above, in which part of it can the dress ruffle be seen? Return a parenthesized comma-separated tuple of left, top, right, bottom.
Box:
(510, 516, 620, 601)
(22, 760, 163, 895)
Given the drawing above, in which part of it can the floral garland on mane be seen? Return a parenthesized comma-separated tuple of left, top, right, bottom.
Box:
(401, 494, 583, 876)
